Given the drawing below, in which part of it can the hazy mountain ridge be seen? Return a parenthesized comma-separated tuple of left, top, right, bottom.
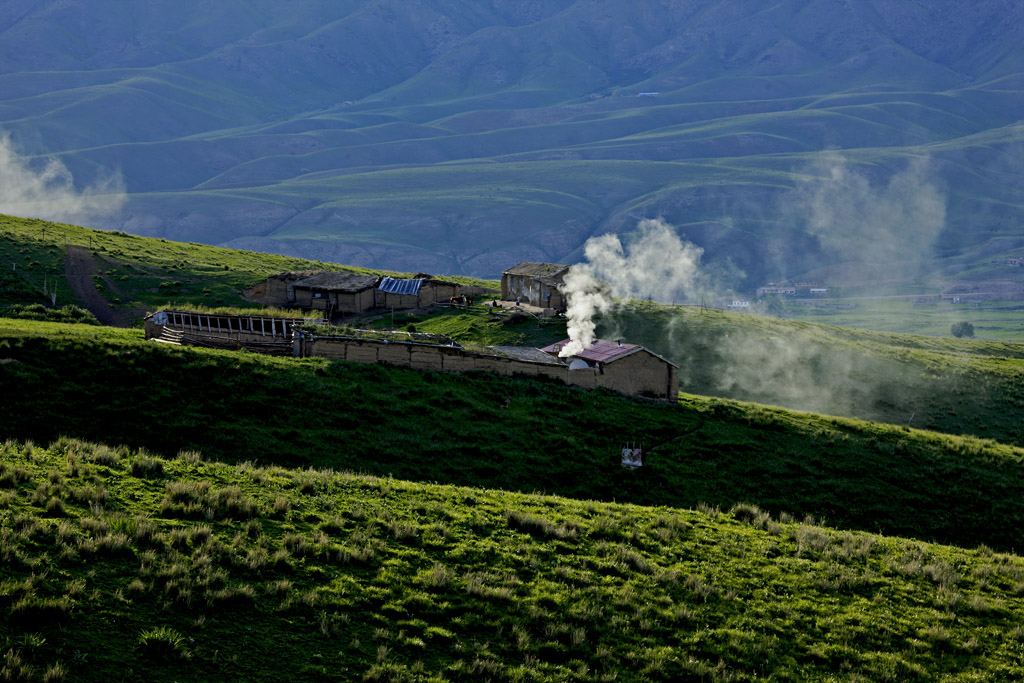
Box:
(0, 0, 1021, 281)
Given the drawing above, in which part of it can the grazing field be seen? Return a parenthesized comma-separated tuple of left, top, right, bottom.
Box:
(782, 297, 1024, 343)
(4, 213, 1024, 444)
(2, 438, 1024, 682)
(4, 319, 1024, 553)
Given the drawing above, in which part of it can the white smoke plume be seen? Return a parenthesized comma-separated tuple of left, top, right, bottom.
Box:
(0, 132, 126, 225)
(559, 218, 706, 356)
(797, 153, 946, 281)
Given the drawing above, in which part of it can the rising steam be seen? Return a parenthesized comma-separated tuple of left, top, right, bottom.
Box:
(0, 132, 126, 224)
(559, 218, 706, 356)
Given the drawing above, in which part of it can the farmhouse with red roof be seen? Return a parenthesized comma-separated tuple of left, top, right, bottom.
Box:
(541, 338, 679, 400)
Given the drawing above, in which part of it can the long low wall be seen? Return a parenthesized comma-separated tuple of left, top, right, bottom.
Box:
(146, 315, 678, 400)
(303, 336, 568, 383)
(300, 335, 678, 400)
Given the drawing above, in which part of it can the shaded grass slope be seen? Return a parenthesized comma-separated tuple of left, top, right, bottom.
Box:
(370, 300, 1024, 449)
(3, 438, 1024, 681)
(3, 320, 1024, 553)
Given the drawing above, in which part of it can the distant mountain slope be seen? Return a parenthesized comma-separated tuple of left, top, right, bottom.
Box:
(0, 0, 1021, 282)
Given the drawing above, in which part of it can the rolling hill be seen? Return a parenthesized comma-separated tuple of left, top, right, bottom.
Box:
(0, 1, 1022, 285)
(4, 317, 1024, 552)
(3, 436, 1024, 681)
(3, 214, 1023, 447)
(4, 218, 1024, 678)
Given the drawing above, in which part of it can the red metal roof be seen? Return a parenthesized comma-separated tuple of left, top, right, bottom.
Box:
(540, 338, 642, 364)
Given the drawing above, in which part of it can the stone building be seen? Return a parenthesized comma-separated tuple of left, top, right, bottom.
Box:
(501, 262, 570, 310)
(145, 311, 679, 400)
(250, 270, 476, 316)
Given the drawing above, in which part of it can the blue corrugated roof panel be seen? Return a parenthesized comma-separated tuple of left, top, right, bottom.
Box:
(378, 277, 423, 296)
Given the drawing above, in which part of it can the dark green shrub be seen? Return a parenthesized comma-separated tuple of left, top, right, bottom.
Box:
(951, 321, 975, 338)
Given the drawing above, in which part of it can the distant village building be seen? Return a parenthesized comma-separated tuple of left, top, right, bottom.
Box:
(541, 338, 679, 400)
(501, 262, 570, 310)
(756, 284, 796, 297)
(727, 300, 751, 309)
(756, 281, 827, 297)
(248, 270, 477, 317)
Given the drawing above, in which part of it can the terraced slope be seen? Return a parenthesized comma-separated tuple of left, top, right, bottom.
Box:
(0, 1, 1021, 282)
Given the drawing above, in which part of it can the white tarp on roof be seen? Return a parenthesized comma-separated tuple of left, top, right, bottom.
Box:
(378, 277, 423, 296)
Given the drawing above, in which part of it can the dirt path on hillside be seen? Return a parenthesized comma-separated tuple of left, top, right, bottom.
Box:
(64, 245, 139, 327)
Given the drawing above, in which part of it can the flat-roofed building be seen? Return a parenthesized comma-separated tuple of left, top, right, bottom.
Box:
(501, 262, 570, 310)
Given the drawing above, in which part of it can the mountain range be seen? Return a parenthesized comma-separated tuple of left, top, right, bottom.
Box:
(1, 0, 1022, 285)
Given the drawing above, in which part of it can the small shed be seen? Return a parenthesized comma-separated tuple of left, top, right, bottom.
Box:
(251, 270, 323, 307)
(501, 262, 569, 310)
(417, 275, 462, 306)
(376, 276, 424, 310)
(541, 338, 679, 400)
(292, 272, 380, 314)
(376, 275, 462, 309)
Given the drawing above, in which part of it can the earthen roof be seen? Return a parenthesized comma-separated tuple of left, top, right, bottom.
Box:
(293, 271, 379, 292)
(268, 270, 324, 282)
(503, 262, 570, 279)
(489, 346, 564, 365)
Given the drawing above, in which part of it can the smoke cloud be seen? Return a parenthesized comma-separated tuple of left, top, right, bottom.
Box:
(794, 153, 947, 281)
(561, 154, 957, 425)
(0, 132, 126, 225)
(559, 218, 708, 356)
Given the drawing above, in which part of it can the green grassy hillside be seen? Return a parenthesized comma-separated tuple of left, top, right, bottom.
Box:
(359, 299, 1024, 448)
(0, 215, 496, 323)
(5, 214, 1022, 449)
(4, 319, 1024, 554)
(3, 437, 1024, 682)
